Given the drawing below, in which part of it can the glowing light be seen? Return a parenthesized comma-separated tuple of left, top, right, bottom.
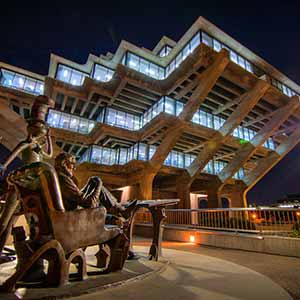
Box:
(63, 70, 69, 77)
(129, 60, 137, 67)
(251, 213, 257, 220)
(296, 212, 300, 217)
(18, 78, 24, 86)
(189, 235, 195, 243)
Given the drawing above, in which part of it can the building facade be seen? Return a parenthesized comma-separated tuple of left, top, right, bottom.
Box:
(1, 16, 300, 208)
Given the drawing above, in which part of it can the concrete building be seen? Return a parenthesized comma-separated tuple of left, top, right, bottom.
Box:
(1, 16, 300, 208)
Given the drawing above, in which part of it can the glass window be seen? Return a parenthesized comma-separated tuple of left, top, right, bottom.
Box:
(69, 116, 80, 131)
(230, 51, 238, 64)
(201, 32, 213, 48)
(47, 110, 61, 127)
(149, 63, 158, 78)
(116, 111, 126, 127)
(12, 74, 25, 89)
(238, 56, 246, 69)
(213, 39, 222, 52)
(190, 33, 200, 52)
(70, 69, 83, 86)
(127, 53, 139, 70)
(59, 113, 71, 129)
(1, 70, 14, 87)
(24, 78, 36, 92)
(245, 61, 253, 73)
(182, 44, 191, 60)
(139, 59, 149, 74)
(192, 110, 200, 124)
(35, 82, 44, 94)
(164, 97, 175, 115)
(57, 65, 71, 82)
(93, 64, 114, 82)
(149, 145, 156, 159)
(176, 101, 183, 116)
(106, 108, 116, 125)
(119, 148, 128, 164)
(88, 121, 95, 132)
(78, 119, 89, 134)
(138, 143, 147, 160)
(199, 110, 207, 126)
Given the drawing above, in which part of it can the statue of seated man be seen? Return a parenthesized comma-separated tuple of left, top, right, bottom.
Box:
(54, 152, 137, 219)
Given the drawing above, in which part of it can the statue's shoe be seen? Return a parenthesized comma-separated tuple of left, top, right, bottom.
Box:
(121, 199, 138, 219)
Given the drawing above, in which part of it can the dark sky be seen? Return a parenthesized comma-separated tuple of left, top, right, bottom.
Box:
(1, 0, 300, 205)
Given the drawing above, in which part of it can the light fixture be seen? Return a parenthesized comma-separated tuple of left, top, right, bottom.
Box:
(189, 235, 195, 243)
(251, 213, 257, 220)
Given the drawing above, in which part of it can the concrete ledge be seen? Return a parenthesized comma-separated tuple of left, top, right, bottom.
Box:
(134, 223, 300, 258)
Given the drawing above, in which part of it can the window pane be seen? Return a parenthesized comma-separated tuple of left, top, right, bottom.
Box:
(190, 33, 200, 51)
(213, 39, 222, 52)
(164, 97, 175, 115)
(57, 65, 71, 83)
(201, 32, 213, 47)
(69, 116, 80, 131)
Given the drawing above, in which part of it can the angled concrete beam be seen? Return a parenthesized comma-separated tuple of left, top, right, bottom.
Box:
(212, 96, 240, 115)
(243, 125, 300, 188)
(218, 96, 300, 183)
(178, 49, 230, 121)
(273, 123, 300, 136)
(183, 142, 205, 153)
(70, 97, 79, 114)
(243, 109, 278, 127)
(150, 50, 230, 173)
(187, 80, 270, 180)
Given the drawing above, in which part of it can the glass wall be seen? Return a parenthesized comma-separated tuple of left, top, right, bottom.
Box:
(93, 64, 114, 82)
(94, 96, 276, 150)
(47, 109, 95, 134)
(158, 45, 173, 57)
(56, 64, 88, 86)
(0, 68, 44, 95)
(125, 52, 165, 80)
(79, 143, 245, 179)
(271, 78, 297, 97)
(201, 32, 254, 74)
(165, 33, 200, 77)
(101, 107, 140, 130)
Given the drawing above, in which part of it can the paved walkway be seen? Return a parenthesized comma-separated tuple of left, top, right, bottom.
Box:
(73, 245, 292, 300)
(157, 240, 300, 300)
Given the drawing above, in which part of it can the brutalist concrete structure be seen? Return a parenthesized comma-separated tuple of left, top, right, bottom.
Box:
(1, 16, 300, 208)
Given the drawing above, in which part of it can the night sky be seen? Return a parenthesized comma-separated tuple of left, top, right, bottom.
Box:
(1, 0, 300, 205)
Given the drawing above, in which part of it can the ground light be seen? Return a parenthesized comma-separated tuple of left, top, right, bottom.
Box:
(189, 235, 196, 243)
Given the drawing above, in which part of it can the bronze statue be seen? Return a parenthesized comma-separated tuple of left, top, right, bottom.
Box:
(0, 95, 54, 257)
(54, 152, 137, 218)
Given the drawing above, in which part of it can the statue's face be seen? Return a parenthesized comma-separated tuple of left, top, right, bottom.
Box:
(27, 122, 47, 138)
(63, 156, 77, 175)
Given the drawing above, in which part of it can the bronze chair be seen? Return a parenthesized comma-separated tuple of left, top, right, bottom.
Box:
(1, 162, 129, 292)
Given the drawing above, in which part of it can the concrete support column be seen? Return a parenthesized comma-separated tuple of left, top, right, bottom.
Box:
(138, 173, 156, 200)
(207, 187, 221, 208)
(229, 187, 247, 207)
(176, 181, 191, 209)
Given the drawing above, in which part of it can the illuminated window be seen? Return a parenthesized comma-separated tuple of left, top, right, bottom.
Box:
(0, 69, 44, 95)
(56, 64, 86, 86)
(93, 64, 114, 82)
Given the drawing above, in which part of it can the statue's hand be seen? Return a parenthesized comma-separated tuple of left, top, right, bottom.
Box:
(0, 164, 6, 177)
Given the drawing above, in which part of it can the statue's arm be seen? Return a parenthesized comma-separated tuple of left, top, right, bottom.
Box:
(40, 129, 53, 159)
(0, 140, 31, 175)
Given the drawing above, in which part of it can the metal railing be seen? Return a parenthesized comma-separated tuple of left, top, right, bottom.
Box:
(134, 208, 300, 236)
